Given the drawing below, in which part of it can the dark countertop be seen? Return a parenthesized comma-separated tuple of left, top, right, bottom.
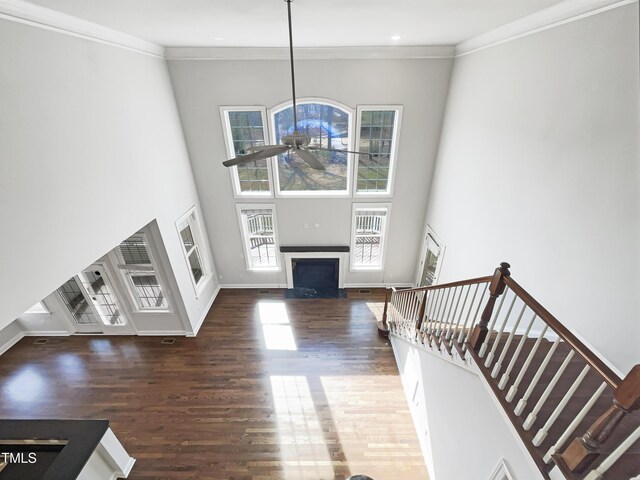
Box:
(0, 419, 109, 480)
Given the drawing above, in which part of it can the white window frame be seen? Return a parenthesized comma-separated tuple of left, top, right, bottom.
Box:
(415, 225, 445, 287)
(176, 206, 211, 296)
(114, 232, 171, 313)
(269, 97, 354, 198)
(220, 106, 274, 198)
(236, 204, 281, 271)
(350, 203, 391, 271)
(353, 105, 403, 197)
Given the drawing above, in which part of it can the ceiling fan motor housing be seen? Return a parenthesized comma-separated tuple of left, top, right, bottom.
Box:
(282, 131, 311, 147)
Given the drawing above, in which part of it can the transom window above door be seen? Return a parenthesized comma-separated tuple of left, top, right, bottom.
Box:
(220, 100, 402, 198)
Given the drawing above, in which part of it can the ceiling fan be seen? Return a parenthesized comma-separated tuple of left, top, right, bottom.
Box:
(222, 0, 372, 171)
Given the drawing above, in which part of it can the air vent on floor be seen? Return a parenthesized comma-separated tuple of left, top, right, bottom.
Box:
(33, 338, 49, 345)
(359, 289, 372, 294)
(258, 289, 271, 295)
(161, 338, 176, 345)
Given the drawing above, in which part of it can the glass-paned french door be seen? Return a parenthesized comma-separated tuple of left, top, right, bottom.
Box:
(57, 263, 131, 333)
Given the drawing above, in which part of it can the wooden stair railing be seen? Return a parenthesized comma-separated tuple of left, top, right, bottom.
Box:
(382, 263, 640, 480)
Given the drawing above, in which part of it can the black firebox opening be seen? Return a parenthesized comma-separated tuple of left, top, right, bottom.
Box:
(292, 258, 339, 289)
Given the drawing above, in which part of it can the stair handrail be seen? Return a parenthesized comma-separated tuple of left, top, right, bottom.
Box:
(383, 262, 639, 478)
(381, 275, 493, 332)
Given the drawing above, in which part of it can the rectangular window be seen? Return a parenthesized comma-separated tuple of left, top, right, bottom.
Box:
(350, 204, 391, 270)
(220, 106, 272, 197)
(116, 233, 168, 310)
(354, 106, 402, 196)
(176, 206, 209, 292)
(237, 204, 280, 270)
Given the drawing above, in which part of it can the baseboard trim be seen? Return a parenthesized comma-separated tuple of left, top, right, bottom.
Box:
(218, 283, 412, 289)
(23, 330, 71, 336)
(133, 330, 186, 336)
(344, 283, 414, 288)
(187, 284, 221, 337)
(0, 332, 25, 356)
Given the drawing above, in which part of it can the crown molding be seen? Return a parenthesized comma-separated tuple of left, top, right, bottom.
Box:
(166, 45, 455, 61)
(456, 0, 637, 57)
(0, 0, 165, 58)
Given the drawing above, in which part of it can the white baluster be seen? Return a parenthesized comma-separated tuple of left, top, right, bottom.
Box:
(422, 289, 438, 340)
(499, 313, 536, 389)
(458, 283, 480, 343)
(532, 365, 590, 445)
(451, 285, 471, 342)
(479, 287, 510, 358)
(463, 282, 490, 349)
(426, 288, 445, 346)
(485, 294, 518, 368)
(583, 426, 640, 480)
(492, 304, 527, 378)
(445, 285, 464, 341)
(507, 325, 549, 402)
(438, 286, 458, 345)
(543, 382, 607, 463)
(434, 288, 452, 344)
(523, 350, 575, 429)
(513, 334, 559, 412)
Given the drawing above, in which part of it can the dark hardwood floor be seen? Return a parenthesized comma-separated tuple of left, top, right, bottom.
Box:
(0, 289, 428, 480)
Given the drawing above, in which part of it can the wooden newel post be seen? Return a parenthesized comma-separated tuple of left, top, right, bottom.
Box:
(378, 288, 392, 337)
(468, 262, 511, 351)
(559, 364, 640, 473)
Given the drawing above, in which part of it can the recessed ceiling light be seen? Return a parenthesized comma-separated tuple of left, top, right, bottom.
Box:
(391, 35, 401, 41)
(214, 37, 225, 41)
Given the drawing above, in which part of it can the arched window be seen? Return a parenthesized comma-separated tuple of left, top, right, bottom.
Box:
(271, 100, 353, 195)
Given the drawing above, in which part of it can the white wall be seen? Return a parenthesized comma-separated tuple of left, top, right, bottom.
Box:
(424, 4, 639, 374)
(392, 336, 543, 480)
(167, 57, 453, 286)
(0, 19, 218, 334)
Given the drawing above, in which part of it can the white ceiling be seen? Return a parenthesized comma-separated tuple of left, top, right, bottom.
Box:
(26, 0, 567, 47)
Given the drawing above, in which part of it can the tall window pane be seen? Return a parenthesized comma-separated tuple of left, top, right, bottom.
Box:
(238, 205, 280, 270)
(273, 103, 351, 193)
(356, 107, 401, 195)
(224, 109, 271, 194)
(117, 234, 168, 310)
(351, 205, 390, 270)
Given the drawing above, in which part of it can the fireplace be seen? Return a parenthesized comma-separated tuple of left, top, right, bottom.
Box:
(280, 246, 349, 289)
(292, 258, 339, 289)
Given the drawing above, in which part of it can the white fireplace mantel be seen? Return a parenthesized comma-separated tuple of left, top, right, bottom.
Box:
(281, 247, 349, 289)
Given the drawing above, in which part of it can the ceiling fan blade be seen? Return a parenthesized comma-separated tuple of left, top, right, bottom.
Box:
(223, 147, 289, 167)
(245, 145, 289, 155)
(296, 148, 326, 170)
(306, 146, 373, 158)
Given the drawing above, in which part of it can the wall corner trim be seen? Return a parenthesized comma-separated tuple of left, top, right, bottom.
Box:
(186, 285, 221, 337)
(0, 0, 165, 58)
(455, 0, 637, 57)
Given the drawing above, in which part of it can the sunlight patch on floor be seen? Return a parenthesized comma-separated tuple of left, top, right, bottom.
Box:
(321, 375, 429, 478)
(365, 301, 385, 322)
(270, 375, 335, 479)
(259, 301, 297, 351)
(3, 366, 46, 403)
